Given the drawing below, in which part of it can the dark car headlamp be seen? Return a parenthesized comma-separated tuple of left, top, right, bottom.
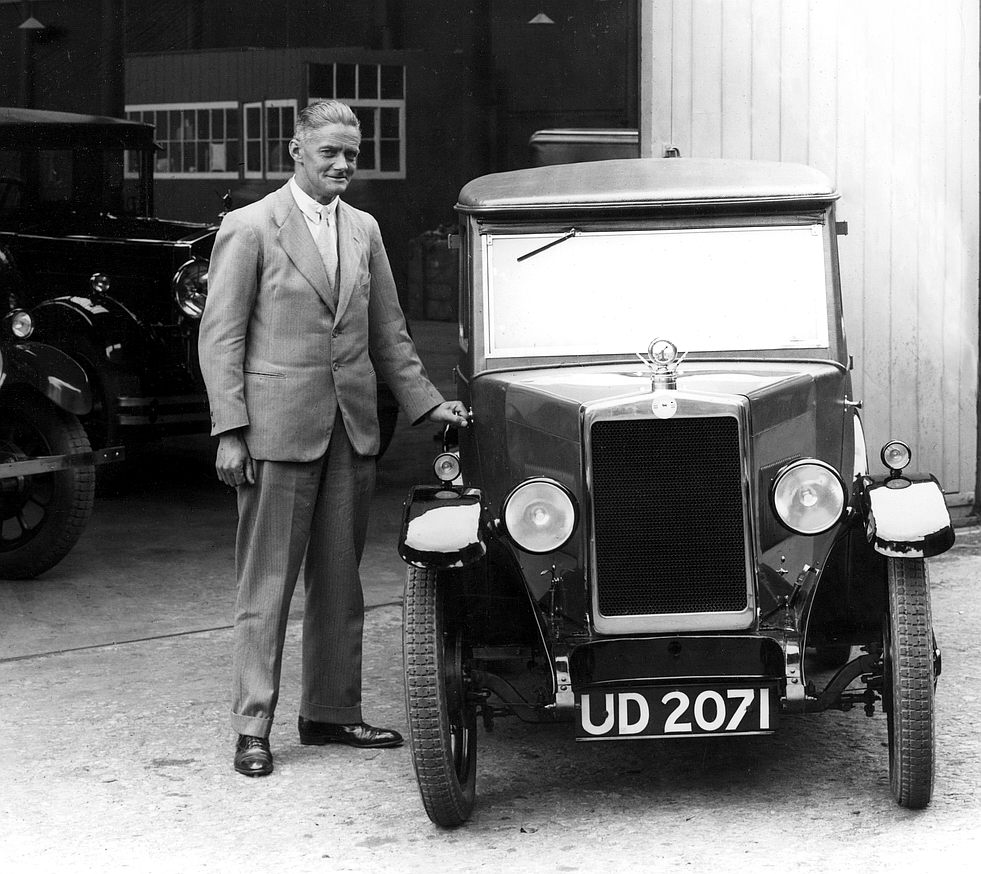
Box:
(501, 477, 578, 554)
(172, 258, 209, 318)
(770, 458, 846, 535)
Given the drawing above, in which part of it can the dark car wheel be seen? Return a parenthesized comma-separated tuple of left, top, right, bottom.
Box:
(883, 556, 935, 809)
(403, 566, 477, 827)
(0, 394, 95, 579)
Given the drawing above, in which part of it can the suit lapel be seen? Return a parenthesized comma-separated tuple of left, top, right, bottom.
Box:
(334, 201, 363, 325)
(272, 184, 335, 313)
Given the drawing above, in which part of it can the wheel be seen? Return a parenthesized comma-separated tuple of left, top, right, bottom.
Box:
(0, 393, 95, 579)
(883, 556, 936, 809)
(403, 566, 477, 827)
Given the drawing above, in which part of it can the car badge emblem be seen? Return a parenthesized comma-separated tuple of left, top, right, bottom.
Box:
(637, 337, 685, 392)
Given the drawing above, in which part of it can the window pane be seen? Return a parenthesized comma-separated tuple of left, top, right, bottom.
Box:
(246, 105, 261, 136)
(358, 65, 378, 99)
(213, 111, 224, 139)
(196, 142, 207, 172)
(380, 140, 399, 172)
(355, 107, 375, 138)
(337, 63, 356, 98)
(167, 111, 179, 139)
(247, 145, 261, 173)
(267, 107, 280, 139)
(226, 110, 239, 139)
(198, 109, 210, 140)
(381, 65, 404, 99)
(308, 63, 334, 98)
(380, 107, 400, 139)
(181, 112, 196, 140)
(358, 143, 375, 170)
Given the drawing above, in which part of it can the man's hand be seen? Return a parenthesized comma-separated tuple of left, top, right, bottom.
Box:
(216, 430, 255, 488)
(427, 401, 471, 428)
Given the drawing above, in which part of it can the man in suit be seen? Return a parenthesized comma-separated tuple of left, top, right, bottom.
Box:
(198, 100, 469, 777)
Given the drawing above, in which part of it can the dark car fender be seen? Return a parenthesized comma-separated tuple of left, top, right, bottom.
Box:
(398, 486, 487, 569)
(29, 295, 145, 370)
(1, 341, 92, 415)
(859, 473, 955, 558)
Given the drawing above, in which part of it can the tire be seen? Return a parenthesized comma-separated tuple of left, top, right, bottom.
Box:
(883, 557, 935, 809)
(403, 566, 477, 827)
(0, 393, 95, 579)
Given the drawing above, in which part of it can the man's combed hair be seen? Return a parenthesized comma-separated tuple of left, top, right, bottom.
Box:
(294, 100, 361, 140)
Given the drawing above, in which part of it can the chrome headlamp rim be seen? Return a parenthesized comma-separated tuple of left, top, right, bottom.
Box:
(500, 476, 579, 555)
(433, 451, 461, 484)
(769, 457, 847, 536)
(880, 440, 911, 473)
(9, 309, 33, 339)
(172, 258, 210, 318)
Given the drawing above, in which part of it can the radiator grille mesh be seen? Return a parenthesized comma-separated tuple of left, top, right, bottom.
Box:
(590, 416, 748, 616)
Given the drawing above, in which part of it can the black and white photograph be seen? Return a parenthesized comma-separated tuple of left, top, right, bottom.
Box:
(1, 1, 978, 871)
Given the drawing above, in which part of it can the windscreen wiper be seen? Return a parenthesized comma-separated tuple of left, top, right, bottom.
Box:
(517, 228, 579, 262)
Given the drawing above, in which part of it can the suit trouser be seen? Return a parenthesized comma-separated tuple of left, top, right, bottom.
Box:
(229, 415, 375, 738)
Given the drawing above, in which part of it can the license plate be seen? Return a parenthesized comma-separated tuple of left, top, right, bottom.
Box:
(576, 684, 777, 740)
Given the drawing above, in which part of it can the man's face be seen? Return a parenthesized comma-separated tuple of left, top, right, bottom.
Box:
(289, 122, 361, 204)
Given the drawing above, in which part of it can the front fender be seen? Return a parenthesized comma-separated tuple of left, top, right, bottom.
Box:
(399, 486, 486, 569)
(860, 473, 955, 558)
(30, 295, 144, 369)
(2, 341, 92, 415)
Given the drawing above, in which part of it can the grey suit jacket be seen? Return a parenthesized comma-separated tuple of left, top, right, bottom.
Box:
(198, 182, 444, 461)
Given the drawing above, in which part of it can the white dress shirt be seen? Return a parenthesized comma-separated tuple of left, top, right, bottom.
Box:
(289, 176, 338, 263)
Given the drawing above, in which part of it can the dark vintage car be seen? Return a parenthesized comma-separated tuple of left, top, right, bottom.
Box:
(0, 107, 400, 479)
(0, 107, 218, 453)
(397, 158, 954, 826)
(1, 245, 122, 578)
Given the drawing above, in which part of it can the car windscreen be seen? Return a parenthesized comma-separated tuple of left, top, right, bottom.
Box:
(482, 223, 830, 358)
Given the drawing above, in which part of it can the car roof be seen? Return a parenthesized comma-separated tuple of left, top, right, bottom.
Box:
(456, 158, 838, 215)
(0, 107, 154, 149)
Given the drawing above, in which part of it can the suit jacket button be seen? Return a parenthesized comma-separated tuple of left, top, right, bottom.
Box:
(332, 362, 340, 371)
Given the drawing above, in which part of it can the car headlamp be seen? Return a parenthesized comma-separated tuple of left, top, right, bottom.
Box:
(433, 451, 461, 484)
(501, 477, 578, 554)
(880, 440, 911, 474)
(770, 459, 846, 535)
(89, 272, 111, 295)
(9, 310, 33, 339)
(172, 258, 209, 318)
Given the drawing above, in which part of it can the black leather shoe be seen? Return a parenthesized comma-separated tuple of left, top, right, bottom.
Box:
(298, 716, 403, 748)
(234, 734, 273, 776)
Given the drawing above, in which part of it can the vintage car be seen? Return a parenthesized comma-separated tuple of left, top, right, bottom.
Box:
(1, 244, 122, 578)
(0, 107, 218, 452)
(0, 107, 399, 460)
(398, 158, 954, 827)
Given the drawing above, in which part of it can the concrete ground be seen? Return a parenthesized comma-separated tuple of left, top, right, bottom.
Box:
(2, 321, 980, 872)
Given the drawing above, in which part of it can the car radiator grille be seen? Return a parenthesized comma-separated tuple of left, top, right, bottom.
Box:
(590, 416, 748, 616)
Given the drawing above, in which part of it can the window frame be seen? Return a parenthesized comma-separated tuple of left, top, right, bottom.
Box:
(125, 101, 240, 180)
(308, 62, 406, 180)
(243, 99, 297, 181)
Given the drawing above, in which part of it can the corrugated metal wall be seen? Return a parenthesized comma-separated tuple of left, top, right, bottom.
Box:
(640, 0, 980, 510)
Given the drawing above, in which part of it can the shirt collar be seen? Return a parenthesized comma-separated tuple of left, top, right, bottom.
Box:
(289, 177, 339, 222)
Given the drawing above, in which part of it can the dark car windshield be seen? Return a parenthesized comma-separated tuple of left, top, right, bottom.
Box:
(0, 146, 147, 220)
